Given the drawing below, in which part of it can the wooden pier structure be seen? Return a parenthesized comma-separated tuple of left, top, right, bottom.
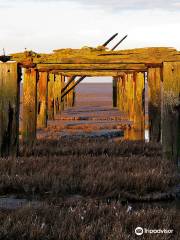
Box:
(0, 44, 180, 162)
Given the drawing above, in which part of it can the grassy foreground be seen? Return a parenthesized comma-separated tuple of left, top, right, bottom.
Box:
(0, 202, 179, 240)
(0, 138, 179, 239)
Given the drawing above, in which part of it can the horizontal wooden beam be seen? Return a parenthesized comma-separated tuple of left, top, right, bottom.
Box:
(49, 70, 126, 77)
(37, 63, 147, 71)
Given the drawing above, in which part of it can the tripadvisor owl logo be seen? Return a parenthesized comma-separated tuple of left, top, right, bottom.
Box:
(135, 227, 143, 236)
(135, 226, 174, 236)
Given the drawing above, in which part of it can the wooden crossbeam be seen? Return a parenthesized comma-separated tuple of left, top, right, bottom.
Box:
(37, 63, 147, 71)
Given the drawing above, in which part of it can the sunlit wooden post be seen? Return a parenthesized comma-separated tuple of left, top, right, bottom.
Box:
(48, 73, 55, 120)
(0, 62, 20, 157)
(22, 68, 37, 145)
(147, 68, 162, 142)
(133, 72, 145, 136)
(122, 74, 129, 118)
(37, 72, 48, 128)
(127, 73, 135, 122)
(162, 62, 180, 162)
(112, 77, 117, 107)
(54, 74, 61, 114)
(116, 76, 121, 108)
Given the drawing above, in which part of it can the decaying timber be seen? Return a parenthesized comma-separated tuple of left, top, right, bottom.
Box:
(22, 68, 37, 146)
(0, 62, 20, 157)
(0, 44, 180, 162)
(37, 72, 48, 128)
(162, 62, 180, 163)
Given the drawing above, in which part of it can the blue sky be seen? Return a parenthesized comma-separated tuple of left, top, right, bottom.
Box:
(0, 0, 180, 82)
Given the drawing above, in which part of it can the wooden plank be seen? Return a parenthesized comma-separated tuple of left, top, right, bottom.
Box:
(37, 63, 147, 71)
(0, 62, 20, 157)
(22, 68, 37, 145)
(48, 73, 55, 120)
(162, 62, 180, 162)
(37, 72, 48, 128)
(148, 68, 162, 142)
(51, 71, 121, 77)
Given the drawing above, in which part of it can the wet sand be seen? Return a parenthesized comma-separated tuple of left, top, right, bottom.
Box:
(38, 83, 131, 140)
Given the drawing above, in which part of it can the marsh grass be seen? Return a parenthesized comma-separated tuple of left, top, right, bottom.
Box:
(0, 201, 178, 240)
(0, 139, 177, 198)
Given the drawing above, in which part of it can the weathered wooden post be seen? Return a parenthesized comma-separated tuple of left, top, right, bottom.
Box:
(54, 74, 62, 114)
(37, 72, 48, 128)
(61, 75, 65, 111)
(65, 77, 74, 108)
(162, 62, 180, 163)
(68, 78, 75, 108)
(117, 76, 123, 112)
(22, 68, 37, 145)
(48, 73, 55, 120)
(0, 62, 20, 157)
(112, 77, 117, 107)
(127, 73, 135, 122)
(133, 72, 145, 137)
(72, 87, 76, 107)
(122, 74, 129, 118)
(147, 68, 162, 142)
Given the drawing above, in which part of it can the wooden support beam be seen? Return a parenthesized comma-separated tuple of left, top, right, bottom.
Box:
(22, 68, 37, 145)
(162, 62, 180, 163)
(61, 75, 66, 110)
(47, 73, 55, 120)
(69, 79, 75, 107)
(127, 73, 135, 122)
(37, 72, 48, 128)
(112, 77, 117, 107)
(37, 63, 147, 72)
(117, 75, 125, 112)
(61, 75, 76, 93)
(54, 74, 62, 114)
(51, 71, 122, 77)
(117, 77, 121, 108)
(148, 68, 162, 142)
(0, 62, 20, 157)
(133, 72, 145, 136)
